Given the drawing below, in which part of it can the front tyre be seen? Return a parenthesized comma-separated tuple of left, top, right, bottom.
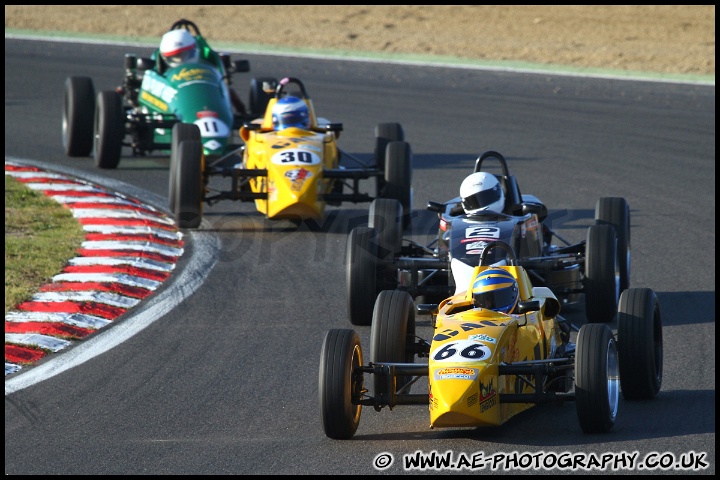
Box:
(374, 123, 404, 195)
(585, 224, 619, 324)
(368, 198, 403, 261)
(346, 227, 381, 326)
(575, 323, 619, 433)
(617, 287, 663, 400)
(383, 141, 413, 229)
(596, 197, 631, 291)
(94, 90, 124, 169)
(319, 329, 364, 440)
(63, 76, 95, 157)
(169, 123, 202, 213)
(174, 139, 204, 229)
(370, 290, 416, 397)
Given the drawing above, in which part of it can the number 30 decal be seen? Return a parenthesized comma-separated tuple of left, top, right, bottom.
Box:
(271, 148, 321, 165)
(431, 340, 491, 362)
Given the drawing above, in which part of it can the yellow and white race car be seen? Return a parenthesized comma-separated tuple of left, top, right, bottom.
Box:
(320, 241, 663, 439)
(169, 76, 412, 229)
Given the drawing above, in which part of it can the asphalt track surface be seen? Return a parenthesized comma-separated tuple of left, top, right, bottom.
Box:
(5, 37, 715, 474)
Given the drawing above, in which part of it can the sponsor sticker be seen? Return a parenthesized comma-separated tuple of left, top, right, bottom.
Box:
(285, 168, 313, 191)
(465, 241, 488, 250)
(170, 67, 216, 83)
(468, 333, 497, 344)
(141, 73, 177, 103)
(479, 379, 497, 412)
(434, 367, 479, 381)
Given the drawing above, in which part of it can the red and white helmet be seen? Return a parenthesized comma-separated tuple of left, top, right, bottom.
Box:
(160, 29, 199, 67)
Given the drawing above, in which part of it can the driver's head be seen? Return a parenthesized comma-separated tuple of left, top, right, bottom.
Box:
(472, 268, 519, 314)
(459, 172, 505, 215)
(160, 29, 199, 67)
(272, 96, 310, 130)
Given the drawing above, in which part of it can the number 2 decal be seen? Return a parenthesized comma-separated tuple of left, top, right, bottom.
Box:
(431, 340, 491, 362)
(466, 226, 500, 239)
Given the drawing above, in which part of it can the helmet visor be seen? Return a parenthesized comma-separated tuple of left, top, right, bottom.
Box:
(462, 184, 502, 212)
(276, 111, 308, 129)
(164, 46, 197, 66)
(473, 286, 517, 312)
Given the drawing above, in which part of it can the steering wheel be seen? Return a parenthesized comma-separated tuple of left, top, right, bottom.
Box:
(170, 18, 200, 36)
(479, 241, 517, 266)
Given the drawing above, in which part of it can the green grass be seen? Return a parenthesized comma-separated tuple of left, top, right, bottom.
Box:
(4, 174, 86, 314)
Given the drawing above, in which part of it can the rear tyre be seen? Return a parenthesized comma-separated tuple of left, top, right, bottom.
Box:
(169, 123, 202, 213)
(368, 198, 402, 261)
(174, 139, 203, 229)
(617, 288, 663, 400)
(383, 140, 413, 228)
(575, 323, 619, 433)
(585, 224, 619, 324)
(346, 227, 381, 326)
(374, 123, 404, 195)
(319, 329, 364, 440)
(596, 197, 631, 291)
(248, 77, 278, 118)
(94, 90, 124, 169)
(63, 76, 95, 157)
(370, 290, 416, 396)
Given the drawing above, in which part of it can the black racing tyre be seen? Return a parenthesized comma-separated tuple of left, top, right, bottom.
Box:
(174, 139, 204, 229)
(370, 290, 416, 397)
(575, 323, 620, 433)
(617, 288, 663, 400)
(248, 77, 278, 119)
(63, 76, 95, 157)
(383, 140, 413, 229)
(346, 226, 381, 326)
(374, 122, 404, 195)
(94, 90, 124, 169)
(319, 329, 364, 440)
(374, 122, 404, 169)
(585, 224, 620, 324)
(596, 197, 631, 292)
(368, 198, 403, 261)
(169, 123, 202, 213)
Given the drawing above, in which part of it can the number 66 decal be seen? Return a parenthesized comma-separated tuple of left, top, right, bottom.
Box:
(431, 340, 492, 362)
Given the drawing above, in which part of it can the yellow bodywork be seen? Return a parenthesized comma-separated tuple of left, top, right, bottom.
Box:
(427, 265, 562, 428)
(239, 97, 339, 220)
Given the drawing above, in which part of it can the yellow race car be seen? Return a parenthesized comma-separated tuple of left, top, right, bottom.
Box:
(319, 241, 663, 439)
(169, 76, 412, 229)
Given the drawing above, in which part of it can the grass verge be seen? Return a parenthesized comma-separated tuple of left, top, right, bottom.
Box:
(5, 174, 85, 314)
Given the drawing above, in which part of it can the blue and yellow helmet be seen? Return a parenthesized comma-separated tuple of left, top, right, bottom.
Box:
(272, 95, 310, 130)
(472, 268, 519, 314)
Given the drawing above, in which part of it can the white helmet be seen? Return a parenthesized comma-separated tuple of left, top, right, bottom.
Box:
(459, 172, 505, 214)
(160, 29, 199, 68)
